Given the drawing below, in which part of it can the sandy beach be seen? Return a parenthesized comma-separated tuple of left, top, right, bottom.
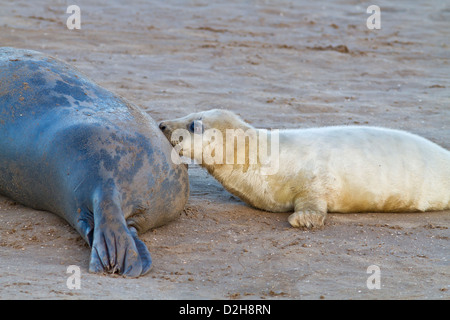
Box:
(0, 0, 449, 299)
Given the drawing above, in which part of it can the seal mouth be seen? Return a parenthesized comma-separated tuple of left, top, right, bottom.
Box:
(159, 121, 185, 151)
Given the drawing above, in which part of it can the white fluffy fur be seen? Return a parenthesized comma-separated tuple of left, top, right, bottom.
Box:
(160, 109, 450, 228)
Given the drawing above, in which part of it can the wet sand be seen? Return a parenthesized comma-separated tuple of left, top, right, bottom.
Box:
(0, 0, 449, 299)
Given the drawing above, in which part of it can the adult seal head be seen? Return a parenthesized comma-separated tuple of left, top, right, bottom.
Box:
(0, 48, 189, 277)
(159, 109, 450, 228)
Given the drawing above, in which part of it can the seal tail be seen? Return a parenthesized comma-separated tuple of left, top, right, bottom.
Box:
(88, 182, 152, 277)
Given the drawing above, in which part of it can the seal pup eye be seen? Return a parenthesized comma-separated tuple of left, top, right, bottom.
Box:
(188, 120, 204, 134)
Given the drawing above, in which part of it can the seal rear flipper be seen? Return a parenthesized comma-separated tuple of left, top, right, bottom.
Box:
(88, 185, 151, 277)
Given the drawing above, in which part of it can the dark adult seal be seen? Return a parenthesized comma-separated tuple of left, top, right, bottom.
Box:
(0, 48, 189, 277)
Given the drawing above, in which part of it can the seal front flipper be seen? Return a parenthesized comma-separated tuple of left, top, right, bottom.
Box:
(288, 198, 327, 229)
(129, 226, 152, 275)
(76, 209, 95, 247)
(88, 184, 151, 277)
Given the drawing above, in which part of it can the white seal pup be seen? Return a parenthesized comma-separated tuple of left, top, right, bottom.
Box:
(159, 109, 450, 228)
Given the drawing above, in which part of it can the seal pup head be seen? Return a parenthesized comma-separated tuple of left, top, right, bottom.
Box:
(159, 109, 256, 166)
(160, 109, 282, 215)
(159, 109, 252, 140)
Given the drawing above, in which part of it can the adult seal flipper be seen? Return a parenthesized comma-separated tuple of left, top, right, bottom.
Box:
(0, 48, 189, 277)
(87, 183, 152, 277)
